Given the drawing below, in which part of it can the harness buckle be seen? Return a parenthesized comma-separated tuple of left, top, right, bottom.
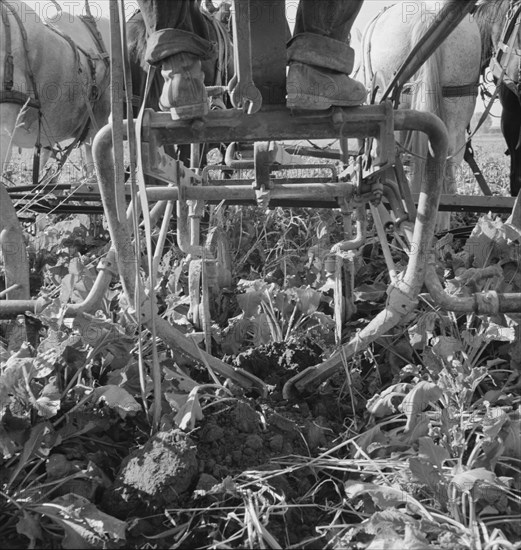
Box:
(90, 84, 100, 102)
(4, 54, 14, 90)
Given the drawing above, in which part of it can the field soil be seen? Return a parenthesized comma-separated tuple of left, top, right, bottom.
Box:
(1, 130, 520, 549)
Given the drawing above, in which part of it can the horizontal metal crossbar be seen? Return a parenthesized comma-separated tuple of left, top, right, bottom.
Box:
(9, 188, 516, 215)
(143, 104, 395, 157)
(413, 194, 516, 213)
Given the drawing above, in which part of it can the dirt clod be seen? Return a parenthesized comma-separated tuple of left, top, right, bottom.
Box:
(102, 431, 198, 518)
(245, 434, 264, 450)
(269, 434, 284, 452)
(196, 473, 219, 492)
(231, 401, 260, 433)
(200, 424, 225, 443)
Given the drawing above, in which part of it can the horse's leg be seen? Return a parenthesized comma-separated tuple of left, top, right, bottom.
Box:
(1, 106, 55, 185)
(287, 0, 367, 109)
(406, 127, 427, 200)
(510, 136, 521, 197)
(37, 148, 53, 177)
(82, 141, 96, 179)
(0, 105, 23, 175)
(0, 105, 31, 301)
(437, 95, 478, 232)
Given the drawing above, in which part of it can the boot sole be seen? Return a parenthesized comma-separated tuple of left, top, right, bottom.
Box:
(169, 102, 209, 121)
(286, 93, 364, 110)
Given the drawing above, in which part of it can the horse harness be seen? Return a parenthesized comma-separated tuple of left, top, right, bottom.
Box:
(203, 10, 232, 93)
(43, 14, 110, 137)
(0, 0, 110, 141)
(0, 0, 40, 108)
(489, 0, 521, 98)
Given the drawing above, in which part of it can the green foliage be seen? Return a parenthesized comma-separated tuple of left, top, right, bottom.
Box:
(1, 144, 519, 548)
(215, 205, 345, 284)
(221, 280, 335, 355)
(336, 215, 521, 549)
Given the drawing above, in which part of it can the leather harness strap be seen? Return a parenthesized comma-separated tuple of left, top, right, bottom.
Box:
(1, 2, 13, 91)
(490, 1, 521, 79)
(400, 82, 480, 99)
(0, 90, 40, 109)
(0, 0, 40, 107)
(79, 13, 110, 68)
(441, 83, 480, 97)
(203, 11, 230, 88)
(402, 83, 481, 98)
(464, 142, 493, 195)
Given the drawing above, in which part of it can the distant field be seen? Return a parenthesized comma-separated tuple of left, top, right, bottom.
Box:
(472, 132, 507, 153)
(3, 130, 511, 197)
(459, 132, 510, 195)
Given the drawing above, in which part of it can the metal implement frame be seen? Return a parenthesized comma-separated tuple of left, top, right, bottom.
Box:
(2, 0, 520, 399)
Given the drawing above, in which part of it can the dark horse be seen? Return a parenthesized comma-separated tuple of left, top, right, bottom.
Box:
(126, 2, 233, 165)
(475, 0, 521, 197)
(499, 84, 521, 197)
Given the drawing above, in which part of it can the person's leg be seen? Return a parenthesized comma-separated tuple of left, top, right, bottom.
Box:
(137, 0, 216, 119)
(287, 0, 367, 109)
(294, 0, 363, 39)
(137, 0, 209, 36)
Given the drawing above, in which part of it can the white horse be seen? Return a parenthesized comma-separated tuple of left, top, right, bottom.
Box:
(0, 0, 111, 301)
(0, 0, 111, 177)
(358, 0, 482, 231)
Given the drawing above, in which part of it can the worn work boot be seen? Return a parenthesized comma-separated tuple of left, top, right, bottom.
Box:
(286, 33, 367, 110)
(286, 62, 367, 110)
(159, 53, 209, 120)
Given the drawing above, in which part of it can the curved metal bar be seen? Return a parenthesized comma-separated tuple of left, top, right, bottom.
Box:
(0, 284, 21, 299)
(331, 205, 367, 252)
(93, 124, 137, 302)
(0, 183, 30, 301)
(0, 249, 117, 319)
(225, 142, 252, 169)
(0, 299, 49, 318)
(283, 105, 521, 396)
(383, 179, 408, 224)
(283, 109, 449, 397)
(65, 249, 118, 315)
(92, 123, 267, 396)
(424, 261, 521, 313)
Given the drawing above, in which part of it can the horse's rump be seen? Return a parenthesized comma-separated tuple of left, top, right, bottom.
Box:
(0, 1, 111, 148)
(362, 4, 480, 168)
